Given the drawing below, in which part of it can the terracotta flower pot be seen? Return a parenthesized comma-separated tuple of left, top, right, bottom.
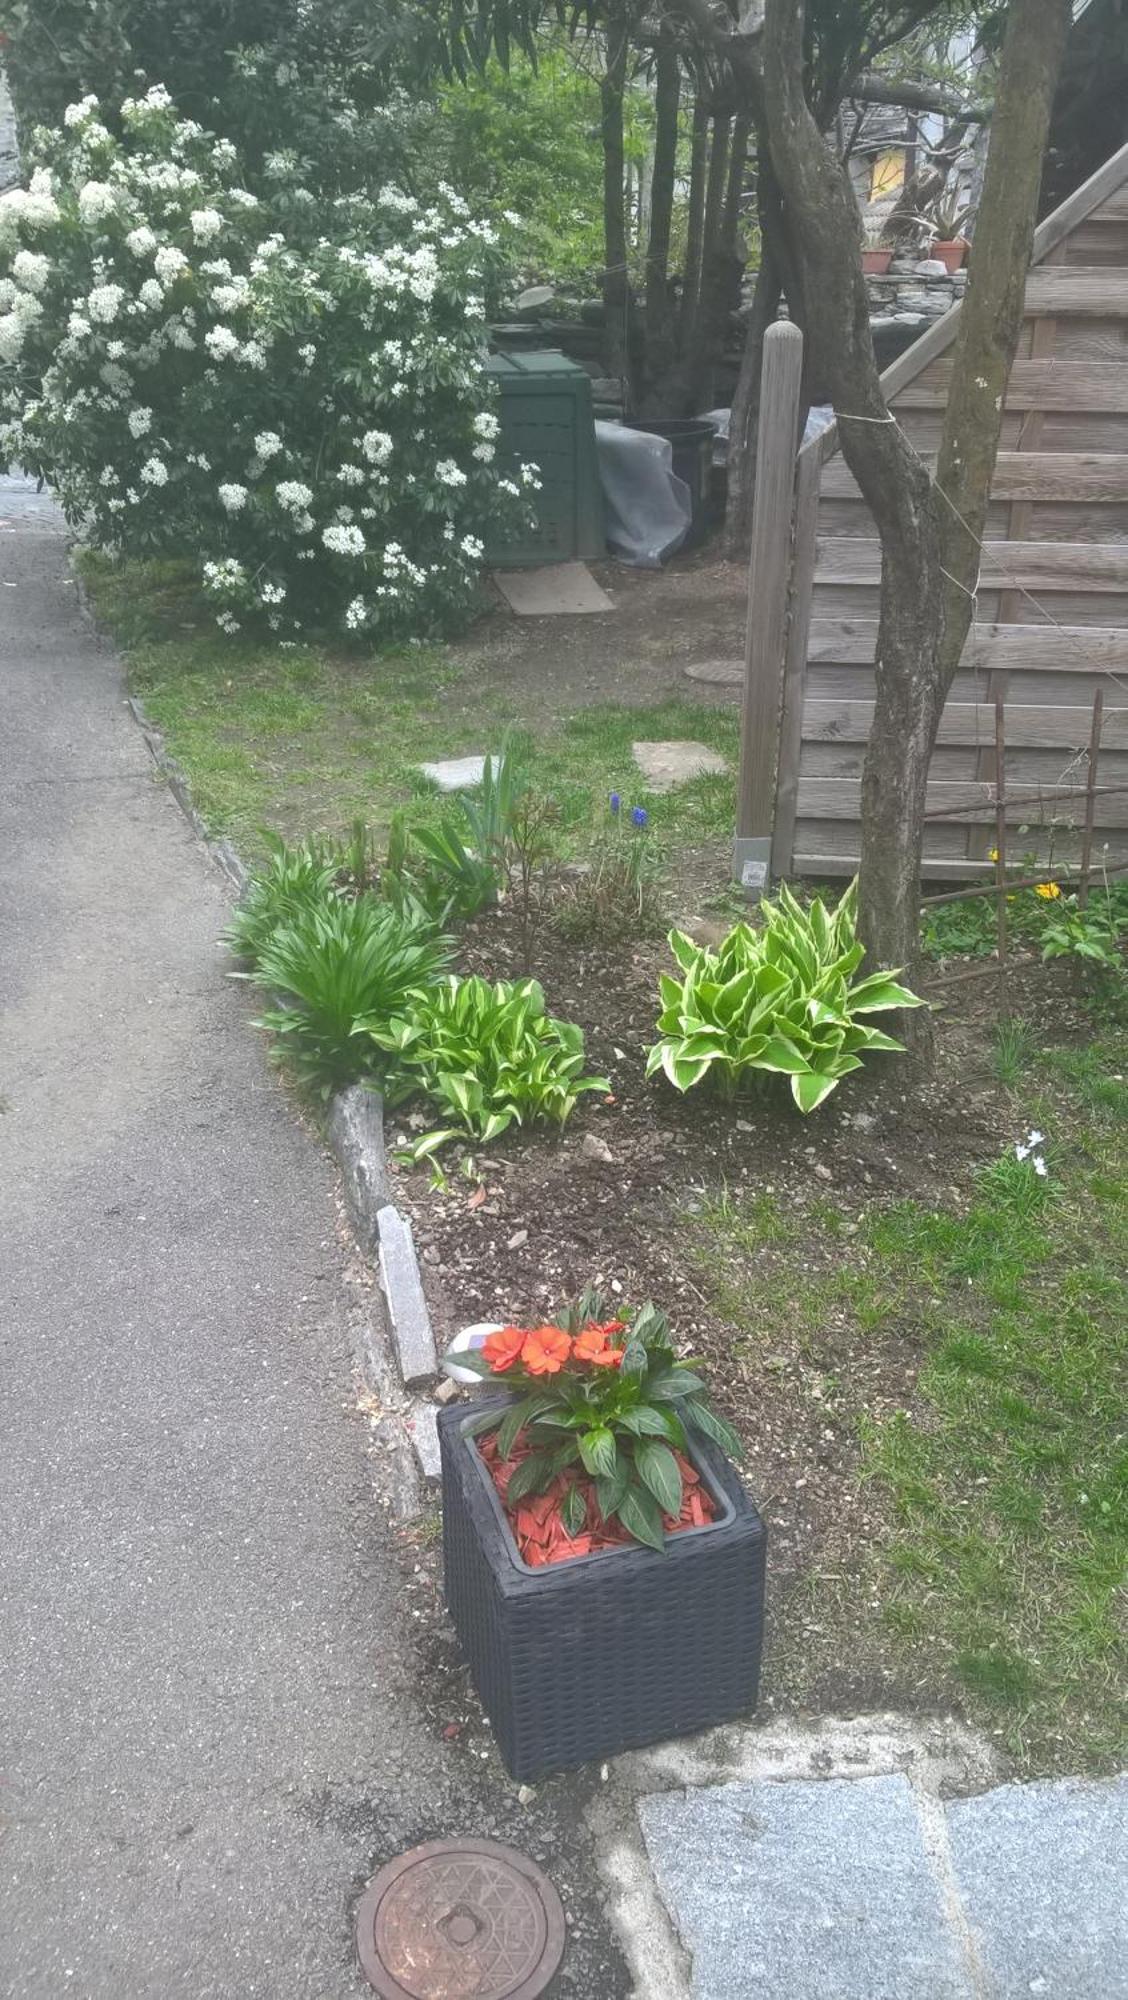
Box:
(931, 238, 968, 273)
(861, 247, 894, 275)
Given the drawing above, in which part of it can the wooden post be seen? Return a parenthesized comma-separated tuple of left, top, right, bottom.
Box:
(733, 318, 804, 894)
(994, 695, 1009, 990)
(1079, 687, 1104, 908)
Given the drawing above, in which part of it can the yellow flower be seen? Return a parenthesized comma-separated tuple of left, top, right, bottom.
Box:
(1034, 881, 1062, 900)
(988, 847, 999, 863)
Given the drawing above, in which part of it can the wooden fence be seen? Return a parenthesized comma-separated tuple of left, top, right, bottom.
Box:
(718, 138, 1128, 885)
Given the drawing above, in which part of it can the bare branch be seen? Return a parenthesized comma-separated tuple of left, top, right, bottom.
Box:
(848, 73, 991, 121)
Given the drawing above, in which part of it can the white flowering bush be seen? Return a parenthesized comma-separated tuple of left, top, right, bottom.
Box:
(0, 87, 538, 640)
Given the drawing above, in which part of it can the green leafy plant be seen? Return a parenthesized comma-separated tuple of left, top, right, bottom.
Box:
(248, 897, 450, 1097)
(1040, 898, 1124, 970)
(223, 830, 341, 969)
(646, 879, 924, 1113)
(364, 974, 609, 1149)
(451, 1290, 743, 1554)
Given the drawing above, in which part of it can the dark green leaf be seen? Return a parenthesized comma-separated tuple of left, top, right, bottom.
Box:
(618, 1406, 675, 1438)
(578, 1426, 618, 1480)
(684, 1400, 744, 1462)
(635, 1439, 684, 1518)
(595, 1461, 631, 1520)
(648, 1369, 708, 1401)
(617, 1340, 647, 1382)
(497, 1398, 534, 1463)
(560, 1484, 587, 1538)
(617, 1480, 667, 1551)
(504, 1452, 554, 1503)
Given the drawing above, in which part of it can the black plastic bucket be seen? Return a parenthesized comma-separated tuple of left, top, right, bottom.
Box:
(631, 417, 717, 549)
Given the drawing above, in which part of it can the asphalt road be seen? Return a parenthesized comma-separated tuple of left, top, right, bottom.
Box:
(0, 482, 630, 2000)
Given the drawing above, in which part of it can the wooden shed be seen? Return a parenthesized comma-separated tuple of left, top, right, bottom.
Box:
(741, 138, 1128, 882)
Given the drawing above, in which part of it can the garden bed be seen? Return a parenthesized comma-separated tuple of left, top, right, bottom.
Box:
(390, 908, 1127, 1777)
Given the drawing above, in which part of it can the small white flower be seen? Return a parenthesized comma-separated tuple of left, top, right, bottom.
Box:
(64, 95, 100, 128)
(259, 581, 286, 604)
(190, 207, 224, 244)
(87, 283, 124, 324)
(12, 250, 49, 296)
(240, 340, 267, 370)
(138, 279, 164, 310)
(472, 411, 500, 440)
(460, 534, 484, 560)
(336, 463, 365, 486)
(472, 443, 495, 463)
(254, 431, 283, 460)
(205, 325, 239, 360)
(126, 226, 158, 258)
(140, 455, 168, 486)
(322, 523, 366, 556)
(1033, 1156, 1048, 1178)
(1014, 1142, 1031, 1162)
(275, 480, 313, 514)
(154, 245, 189, 286)
(77, 180, 116, 224)
(361, 430, 393, 466)
(298, 342, 316, 367)
(127, 407, 153, 438)
(434, 458, 467, 488)
(218, 482, 248, 512)
(1027, 1130, 1045, 1148)
(344, 596, 368, 629)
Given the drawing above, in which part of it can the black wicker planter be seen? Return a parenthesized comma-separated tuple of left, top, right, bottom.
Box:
(438, 1398, 767, 1781)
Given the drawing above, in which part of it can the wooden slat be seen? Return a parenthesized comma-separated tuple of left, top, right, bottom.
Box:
(1063, 220, 1128, 266)
(897, 361, 1128, 412)
(1022, 267, 1128, 315)
(1051, 319, 1128, 360)
(807, 618, 1128, 670)
(795, 777, 1128, 826)
(801, 700, 1128, 750)
(1091, 189, 1128, 223)
(814, 539, 1128, 591)
(820, 451, 1128, 502)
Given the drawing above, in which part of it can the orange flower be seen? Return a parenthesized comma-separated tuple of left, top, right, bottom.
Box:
(482, 1326, 526, 1373)
(573, 1325, 622, 1368)
(521, 1325, 573, 1375)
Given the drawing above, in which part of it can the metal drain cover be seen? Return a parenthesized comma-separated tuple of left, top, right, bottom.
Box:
(356, 1838, 566, 2000)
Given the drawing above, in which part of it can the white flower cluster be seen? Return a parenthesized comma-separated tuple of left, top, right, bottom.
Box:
(0, 93, 531, 644)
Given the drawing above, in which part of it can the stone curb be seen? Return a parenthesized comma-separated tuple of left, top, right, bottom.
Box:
(87, 556, 442, 1494)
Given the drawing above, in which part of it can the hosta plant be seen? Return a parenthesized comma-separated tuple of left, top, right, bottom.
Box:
(646, 879, 923, 1113)
(451, 1291, 743, 1557)
(247, 896, 450, 1097)
(362, 974, 609, 1151)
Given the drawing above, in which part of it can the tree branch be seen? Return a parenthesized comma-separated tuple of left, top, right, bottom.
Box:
(848, 73, 991, 121)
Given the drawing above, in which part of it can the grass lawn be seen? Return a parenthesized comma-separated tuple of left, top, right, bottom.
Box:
(82, 552, 739, 867)
(688, 1021, 1128, 1772)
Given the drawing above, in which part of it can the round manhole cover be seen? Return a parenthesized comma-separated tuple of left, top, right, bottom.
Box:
(356, 1838, 566, 2000)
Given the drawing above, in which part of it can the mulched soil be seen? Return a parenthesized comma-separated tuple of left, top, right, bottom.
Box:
(390, 898, 1089, 1724)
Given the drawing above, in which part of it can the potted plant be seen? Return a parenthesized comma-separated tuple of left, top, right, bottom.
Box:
(438, 1290, 767, 1781)
(860, 214, 895, 275)
(912, 190, 974, 271)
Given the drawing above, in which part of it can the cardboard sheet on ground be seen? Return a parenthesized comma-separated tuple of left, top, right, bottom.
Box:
(492, 562, 613, 615)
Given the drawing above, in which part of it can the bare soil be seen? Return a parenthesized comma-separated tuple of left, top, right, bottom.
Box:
(388, 899, 1087, 1731)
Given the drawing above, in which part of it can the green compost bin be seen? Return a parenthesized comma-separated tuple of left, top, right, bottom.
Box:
(484, 349, 605, 568)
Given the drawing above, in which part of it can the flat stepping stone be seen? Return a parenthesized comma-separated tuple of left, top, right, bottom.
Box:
(493, 562, 613, 615)
(631, 739, 728, 792)
(685, 657, 744, 686)
(416, 754, 493, 793)
(946, 1776, 1128, 1999)
(639, 1774, 970, 1998)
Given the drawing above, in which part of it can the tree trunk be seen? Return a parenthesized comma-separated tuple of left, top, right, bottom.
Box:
(679, 92, 711, 347)
(640, 35, 682, 408)
(752, 0, 1070, 1021)
(601, 9, 632, 401)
